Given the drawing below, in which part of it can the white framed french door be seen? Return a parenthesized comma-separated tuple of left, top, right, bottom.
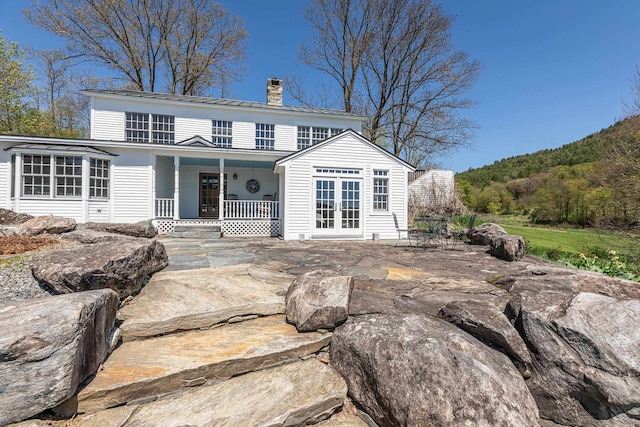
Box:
(313, 176, 362, 237)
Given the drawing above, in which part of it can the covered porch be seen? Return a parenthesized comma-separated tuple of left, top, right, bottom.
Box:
(152, 154, 282, 236)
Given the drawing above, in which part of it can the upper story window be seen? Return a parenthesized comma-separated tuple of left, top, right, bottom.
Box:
(298, 126, 343, 150)
(373, 169, 389, 211)
(297, 126, 311, 150)
(125, 112, 174, 143)
(125, 112, 149, 142)
(212, 120, 232, 147)
(255, 123, 275, 150)
(90, 158, 110, 198)
(152, 114, 175, 144)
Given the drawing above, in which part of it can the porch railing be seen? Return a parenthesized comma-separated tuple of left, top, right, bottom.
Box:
(155, 198, 279, 220)
(156, 198, 174, 218)
(224, 200, 279, 219)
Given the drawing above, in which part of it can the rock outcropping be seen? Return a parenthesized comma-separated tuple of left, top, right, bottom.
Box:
(31, 239, 168, 298)
(331, 313, 540, 426)
(0, 290, 119, 425)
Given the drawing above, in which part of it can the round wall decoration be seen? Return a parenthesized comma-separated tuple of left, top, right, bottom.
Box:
(246, 179, 260, 193)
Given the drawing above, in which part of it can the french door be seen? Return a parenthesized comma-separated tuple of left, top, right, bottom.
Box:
(313, 177, 362, 236)
(199, 173, 226, 218)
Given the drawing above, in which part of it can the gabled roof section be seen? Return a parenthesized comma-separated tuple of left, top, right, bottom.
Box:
(274, 129, 415, 171)
(82, 89, 367, 119)
(177, 135, 217, 148)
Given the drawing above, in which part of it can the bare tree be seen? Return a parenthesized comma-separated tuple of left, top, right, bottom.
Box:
(25, 0, 247, 95)
(301, 0, 480, 167)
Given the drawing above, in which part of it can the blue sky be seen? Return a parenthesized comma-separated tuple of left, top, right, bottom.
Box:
(1, 1, 640, 172)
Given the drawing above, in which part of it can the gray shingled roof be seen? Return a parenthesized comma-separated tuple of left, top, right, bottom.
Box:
(82, 89, 366, 118)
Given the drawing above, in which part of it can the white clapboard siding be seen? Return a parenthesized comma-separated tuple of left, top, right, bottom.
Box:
(0, 151, 9, 209)
(111, 151, 152, 223)
(18, 199, 84, 222)
(90, 94, 364, 148)
(91, 110, 125, 140)
(175, 117, 211, 142)
(278, 132, 411, 240)
(409, 170, 455, 206)
(88, 200, 110, 222)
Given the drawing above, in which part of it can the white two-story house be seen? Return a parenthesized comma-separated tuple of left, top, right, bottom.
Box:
(0, 79, 414, 240)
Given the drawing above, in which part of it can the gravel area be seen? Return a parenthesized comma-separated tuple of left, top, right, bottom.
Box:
(0, 258, 54, 304)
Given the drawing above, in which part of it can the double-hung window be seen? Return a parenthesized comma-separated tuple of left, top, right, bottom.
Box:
(255, 123, 275, 150)
(90, 158, 110, 198)
(125, 112, 149, 142)
(297, 126, 343, 150)
(297, 126, 311, 150)
(21, 154, 110, 198)
(126, 112, 175, 143)
(22, 154, 51, 196)
(55, 156, 82, 197)
(312, 127, 329, 145)
(152, 114, 175, 144)
(373, 169, 389, 211)
(212, 120, 233, 147)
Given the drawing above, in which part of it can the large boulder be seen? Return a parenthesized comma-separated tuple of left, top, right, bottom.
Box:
(438, 300, 533, 377)
(507, 291, 640, 426)
(13, 215, 76, 236)
(467, 222, 508, 246)
(490, 234, 526, 261)
(60, 229, 137, 244)
(286, 270, 353, 332)
(0, 289, 119, 425)
(31, 239, 168, 298)
(85, 221, 157, 238)
(330, 313, 540, 426)
(0, 209, 33, 225)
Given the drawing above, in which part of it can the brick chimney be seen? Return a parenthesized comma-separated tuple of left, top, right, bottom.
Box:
(266, 78, 282, 106)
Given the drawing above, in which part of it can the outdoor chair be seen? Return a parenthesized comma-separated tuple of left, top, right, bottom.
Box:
(393, 212, 414, 247)
(452, 214, 476, 250)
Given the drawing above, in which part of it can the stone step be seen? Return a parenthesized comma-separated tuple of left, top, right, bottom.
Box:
(170, 224, 222, 239)
(168, 230, 222, 239)
(173, 224, 221, 233)
(117, 264, 289, 340)
(77, 315, 332, 414)
(74, 359, 346, 426)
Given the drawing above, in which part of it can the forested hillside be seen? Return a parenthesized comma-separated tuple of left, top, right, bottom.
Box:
(455, 116, 640, 229)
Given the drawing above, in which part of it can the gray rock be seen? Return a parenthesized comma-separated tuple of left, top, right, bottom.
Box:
(30, 239, 168, 298)
(85, 221, 157, 238)
(467, 222, 507, 246)
(123, 359, 347, 427)
(438, 300, 532, 377)
(507, 291, 640, 426)
(0, 289, 119, 425)
(77, 316, 332, 414)
(490, 234, 526, 261)
(117, 264, 285, 340)
(60, 229, 137, 244)
(0, 209, 33, 225)
(330, 313, 540, 427)
(286, 270, 353, 332)
(13, 215, 76, 236)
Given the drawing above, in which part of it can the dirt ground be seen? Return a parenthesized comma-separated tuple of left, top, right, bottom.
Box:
(0, 236, 60, 255)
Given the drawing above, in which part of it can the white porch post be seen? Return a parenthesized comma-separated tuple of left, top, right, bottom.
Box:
(173, 155, 180, 220)
(13, 153, 21, 213)
(218, 157, 225, 220)
(81, 156, 90, 222)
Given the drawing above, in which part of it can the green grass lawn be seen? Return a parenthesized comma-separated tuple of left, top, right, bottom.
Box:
(497, 224, 627, 255)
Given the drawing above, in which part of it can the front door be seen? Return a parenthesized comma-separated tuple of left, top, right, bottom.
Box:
(313, 177, 362, 236)
(199, 173, 227, 217)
